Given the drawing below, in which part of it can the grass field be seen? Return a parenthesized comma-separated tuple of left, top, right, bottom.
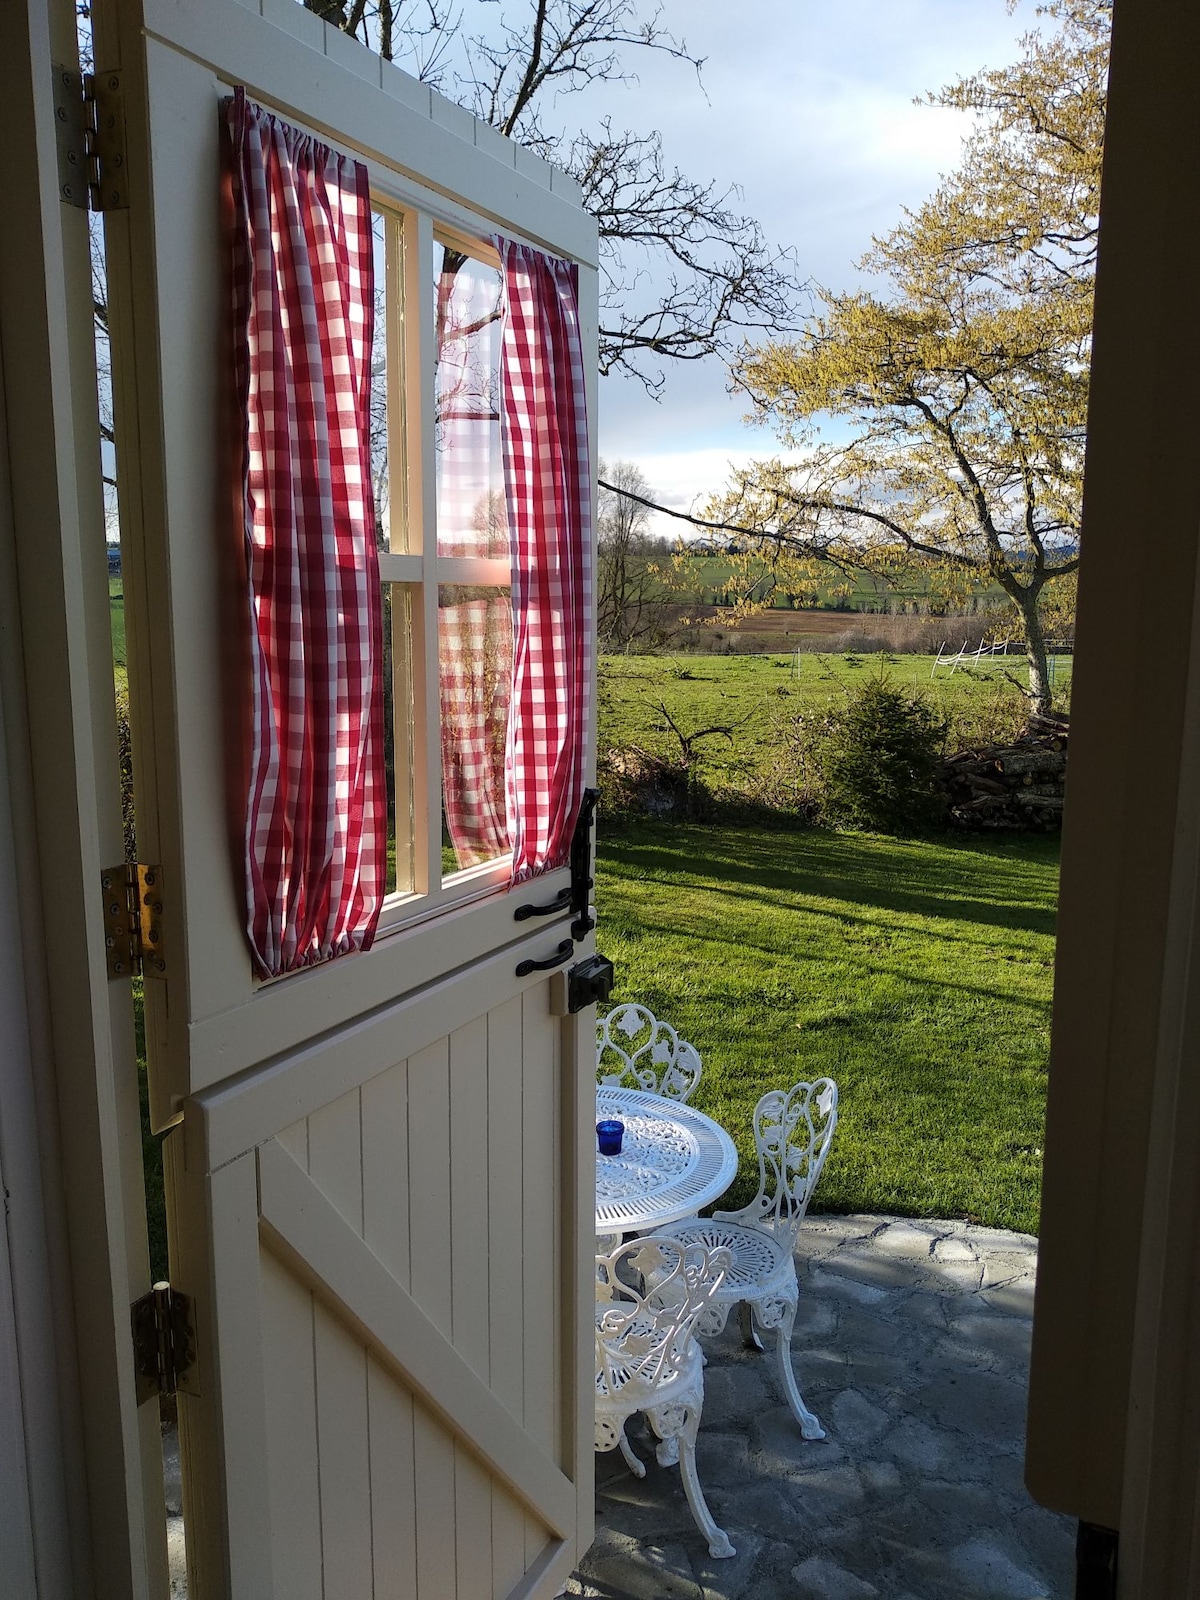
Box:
(110, 577, 127, 671)
(595, 820, 1059, 1236)
(598, 651, 1072, 797)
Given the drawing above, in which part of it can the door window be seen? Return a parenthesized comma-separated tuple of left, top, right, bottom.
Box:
(374, 216, 516, 914)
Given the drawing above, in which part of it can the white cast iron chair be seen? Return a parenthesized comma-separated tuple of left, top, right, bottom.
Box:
(652, 1078, 838, 1440)
(595, 1235, 736, 1560)
(596, 1003, 703, 1103)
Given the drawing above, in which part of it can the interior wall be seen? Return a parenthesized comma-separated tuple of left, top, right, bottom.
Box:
(1025, 0, 1200, 1566)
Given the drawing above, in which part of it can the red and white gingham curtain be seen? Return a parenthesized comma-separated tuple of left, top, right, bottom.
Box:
(495, 239, 593, 884)
(439, 597, 513, 866)
(228, 89, 385, 978)
(435, 251, 513, 867)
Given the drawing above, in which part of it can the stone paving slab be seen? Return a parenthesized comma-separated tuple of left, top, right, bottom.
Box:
(565, 1215, 1073, 1600)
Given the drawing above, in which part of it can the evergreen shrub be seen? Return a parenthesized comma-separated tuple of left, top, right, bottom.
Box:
(805, 676, 946, 834)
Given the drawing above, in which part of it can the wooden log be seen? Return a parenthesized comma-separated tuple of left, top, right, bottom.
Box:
(944, 757, 1005, 778)
(999, 750, 1069, 777)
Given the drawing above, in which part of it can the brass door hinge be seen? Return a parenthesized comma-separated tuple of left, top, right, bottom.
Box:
(101, 862, 167, 979)
(52, 64, 128, 211)
(131, 1282, 198, 1404)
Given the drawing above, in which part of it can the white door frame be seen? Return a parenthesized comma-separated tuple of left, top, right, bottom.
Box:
(0, 0, 166, 1595)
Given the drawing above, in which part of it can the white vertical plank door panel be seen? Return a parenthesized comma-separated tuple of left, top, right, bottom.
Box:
(413, 1405, 459, 1600)
(308, 1087, 365, 1237)
(487, 997, 532, 1592)
(362, 1061, 412, 1292)
(407, 1039, 454, 1340)
(366, 1356, 419, 1600)
(451, 1015, 501, 1598)
(450, 1017, 492, 1381)
(260, 1254, 323, 1600)
(313, 1301, 374, 1600)
(522, 987, 561, 1568)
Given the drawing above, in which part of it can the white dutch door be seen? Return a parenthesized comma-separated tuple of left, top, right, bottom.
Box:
(95, 0, 598, 1594)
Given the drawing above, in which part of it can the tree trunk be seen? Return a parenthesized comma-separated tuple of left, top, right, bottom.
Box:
(1017, 588, 1052, 714)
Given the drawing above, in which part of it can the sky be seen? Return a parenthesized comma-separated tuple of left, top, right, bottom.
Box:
(575, 0, 1036, 534)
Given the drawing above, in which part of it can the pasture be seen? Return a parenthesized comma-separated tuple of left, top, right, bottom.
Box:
(676, 550, 1010, 613)
(598, 651, 1072, 798)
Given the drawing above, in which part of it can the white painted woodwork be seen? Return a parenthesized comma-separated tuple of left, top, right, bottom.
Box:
(174, 978, 587, 1599)
(0, 1, 166, 1594)
(93, 0, 597, 1593)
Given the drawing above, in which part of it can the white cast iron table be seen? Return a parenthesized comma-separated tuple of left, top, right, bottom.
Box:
(595, 1086, 739, 1237)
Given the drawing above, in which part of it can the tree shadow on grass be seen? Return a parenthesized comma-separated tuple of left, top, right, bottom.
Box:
(599, 822, 1060, 939)
(619, 909, 1054, 1017)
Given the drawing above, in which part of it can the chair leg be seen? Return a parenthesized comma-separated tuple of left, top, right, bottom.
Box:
(755, 1294, 825, 1441)
(646, 1402, 735, 1560)
(678, 1430, 735, 1559)
(738, 1299, 765, 1353)
(618, 1426, 646, 1479)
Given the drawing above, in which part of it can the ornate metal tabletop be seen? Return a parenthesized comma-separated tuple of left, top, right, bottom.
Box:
(595, 1086, 739, 1235)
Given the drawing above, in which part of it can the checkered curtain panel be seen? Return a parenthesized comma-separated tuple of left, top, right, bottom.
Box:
(438, 598, 513, 865)
(496, 239, 593, 884)
(435, 251, 513, 866)
(227, 89, 385, 978)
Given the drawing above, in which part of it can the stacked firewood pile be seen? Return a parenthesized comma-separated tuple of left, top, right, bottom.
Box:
(942, 711, 1069, 831)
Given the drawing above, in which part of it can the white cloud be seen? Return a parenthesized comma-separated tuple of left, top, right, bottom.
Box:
(601, 445, 809, 543)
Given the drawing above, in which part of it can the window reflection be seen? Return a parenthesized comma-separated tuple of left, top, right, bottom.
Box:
(438, 584, 512, 874)
(434, 243, 507, 560)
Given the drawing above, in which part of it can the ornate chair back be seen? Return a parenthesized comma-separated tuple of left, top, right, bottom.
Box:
(596, 1003, 703, 1103)
(716, 1078, 838, 1250)
(594, 1236, 730, 1406)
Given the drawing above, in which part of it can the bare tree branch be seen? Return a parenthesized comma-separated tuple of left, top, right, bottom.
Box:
(298, 0, 803, 390)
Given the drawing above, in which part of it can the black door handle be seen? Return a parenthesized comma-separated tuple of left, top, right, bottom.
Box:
(516, 938, 575, 977)
(513, 886, 572, 921)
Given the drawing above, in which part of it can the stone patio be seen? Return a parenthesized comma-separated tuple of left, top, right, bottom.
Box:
(567, 1214, 1074, 1600)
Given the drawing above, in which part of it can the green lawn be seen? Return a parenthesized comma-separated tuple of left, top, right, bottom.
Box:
(110, 576, 127, 670)
(594, 819, 1058, 1236)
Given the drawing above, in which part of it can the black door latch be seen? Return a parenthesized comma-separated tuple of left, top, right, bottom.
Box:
(513, 785, 600, 932)
(567, 953, 615, 1014)
(569, 787, 599, 939)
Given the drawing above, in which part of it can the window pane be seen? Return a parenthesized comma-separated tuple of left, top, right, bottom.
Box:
(438, 584, 512, 877)
(371, 211, 390, 548)
(434, 242, 507, 559)
(385, 582, 419, 895)
(373, 208, 413, 553)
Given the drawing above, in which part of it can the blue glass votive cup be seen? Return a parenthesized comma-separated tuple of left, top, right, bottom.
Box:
(596, 1119, 625, 1156)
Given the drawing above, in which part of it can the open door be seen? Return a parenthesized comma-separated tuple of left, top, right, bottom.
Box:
(93, 1, 598, 1594)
